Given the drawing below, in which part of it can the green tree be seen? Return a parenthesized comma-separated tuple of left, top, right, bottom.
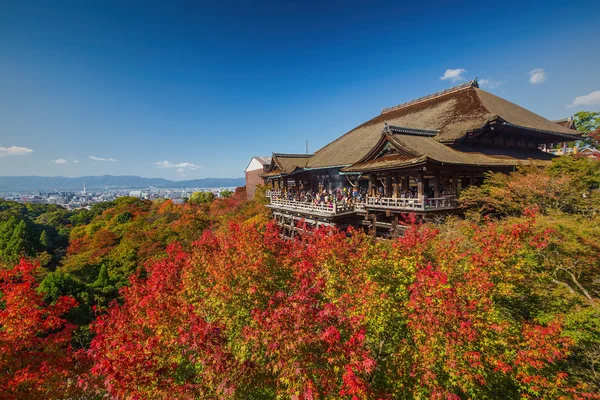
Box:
(115, 211, 133, 224)
(574, 111, 600, 134)
(3, 219, 32, 263)
(574, 111, 600, 149)
(38, 271, 82, 304)
(88, 264, 118, 310)
(39, 230, 50, 249)
(188, 191, 215, 204)
(220, 189, 233, 198)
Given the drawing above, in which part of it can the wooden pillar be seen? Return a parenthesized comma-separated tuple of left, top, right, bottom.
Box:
(403, 175, 409, 193)
(452, 173, 458, 194)
(433, 173, 440, 198)
(368, 174, 374, 197)
(385, 174, 392, 197)
(371, 214, 377, 237)
(392, 173, 399, 198)
(290, 218, 295, 240)
(417, 172, 424, 200)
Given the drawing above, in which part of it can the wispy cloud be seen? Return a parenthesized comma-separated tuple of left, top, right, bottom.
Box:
(0, 146, 33, 157)
(74, 160, 80, 164)
(479, 78, 506, 90)
(568, 90, 600, 108)
(529, 68, 547, 85)
(52, 158, 68, 164)
(155, 160, 200, 170)
(440, 68, 467, 82)
(89, 156, 117, 162)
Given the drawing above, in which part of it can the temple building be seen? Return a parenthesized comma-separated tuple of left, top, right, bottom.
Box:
(260, 80, 582, 237)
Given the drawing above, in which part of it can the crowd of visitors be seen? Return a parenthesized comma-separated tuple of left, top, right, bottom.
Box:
(270, 185, 456, 208)
(280, 187, 367, 206)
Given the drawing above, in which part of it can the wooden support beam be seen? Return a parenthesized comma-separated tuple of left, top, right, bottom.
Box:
(392, 173, 399, 198)
(452, 173, 458, 195)
(371, 214, 377, 237)
(433, 173, 440, 198)
(368, 174, 374, 197)
(385, 174, 392, 197)
(417, 173, 424, 201)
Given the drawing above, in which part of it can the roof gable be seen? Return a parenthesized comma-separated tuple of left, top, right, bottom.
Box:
(342, 124, 557, 172)
(266, 153, 313, 174)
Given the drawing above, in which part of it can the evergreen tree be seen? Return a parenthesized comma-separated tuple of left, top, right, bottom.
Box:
(40, 230, 50, 249)
(4, 220, 31, 263)
(92, 264, 110, 288)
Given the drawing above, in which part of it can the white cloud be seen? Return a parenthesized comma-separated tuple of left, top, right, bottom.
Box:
(479, 78, 506, 90)
(89, 156, 117, 162)
(74, 160, 80, 164)
(176, 168, 185, 173)
(155, 160, 200, 170)
(440, 68, 467, 82)
(568, 90, 600, 108)
(0, 146, 33, 157)
(529, 68, 547, 85)
(52, 158, 68, 164)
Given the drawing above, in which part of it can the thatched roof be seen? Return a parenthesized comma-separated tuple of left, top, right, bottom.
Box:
(306, 80, 580, 169)
(261, 153, 313, 178)
(343, 127, 555, 172)
(553, 117, 577, 130)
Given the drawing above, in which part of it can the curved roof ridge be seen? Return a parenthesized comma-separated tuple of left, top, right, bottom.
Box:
(272, 152, 314, 158)
(385, 124, 439, 137)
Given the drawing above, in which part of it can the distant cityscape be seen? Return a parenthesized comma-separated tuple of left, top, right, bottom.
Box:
(0, 185, 238, 210)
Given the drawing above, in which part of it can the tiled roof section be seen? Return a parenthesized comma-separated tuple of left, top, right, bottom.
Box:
(475, 90, 582, 138)
(553, 117, 577, 130)
(271, 153, 313, 174)
(343, 132, 556, 172)
(385, 124, 439, 137)
(381, 79, 479, 115)
(306, 85, 580, 169)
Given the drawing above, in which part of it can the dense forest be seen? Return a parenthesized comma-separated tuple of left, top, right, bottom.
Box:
(0, 157, 599, 399)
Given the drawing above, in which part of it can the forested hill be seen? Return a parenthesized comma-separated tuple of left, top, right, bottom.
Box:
(0, 158, 599, 398)
(0, 175, 245, 191)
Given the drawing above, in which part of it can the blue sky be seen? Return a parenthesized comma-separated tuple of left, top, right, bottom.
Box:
(1, 0, 599, 179)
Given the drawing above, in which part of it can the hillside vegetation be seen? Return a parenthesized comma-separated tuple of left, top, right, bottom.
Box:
(0, 159, 599, 399)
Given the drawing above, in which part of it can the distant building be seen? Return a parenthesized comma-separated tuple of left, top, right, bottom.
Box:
(578, 146, 600, 159)
(539, 116, 580, 155)
(553, 116, 577, 130)
(244, 156, 272, 198)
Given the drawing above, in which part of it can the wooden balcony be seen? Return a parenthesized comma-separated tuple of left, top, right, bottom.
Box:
(265, 189, 281, 199)
(365, 196, 459, 211)
(267, 198, 355, 217)
(267, 195, 459, 218)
